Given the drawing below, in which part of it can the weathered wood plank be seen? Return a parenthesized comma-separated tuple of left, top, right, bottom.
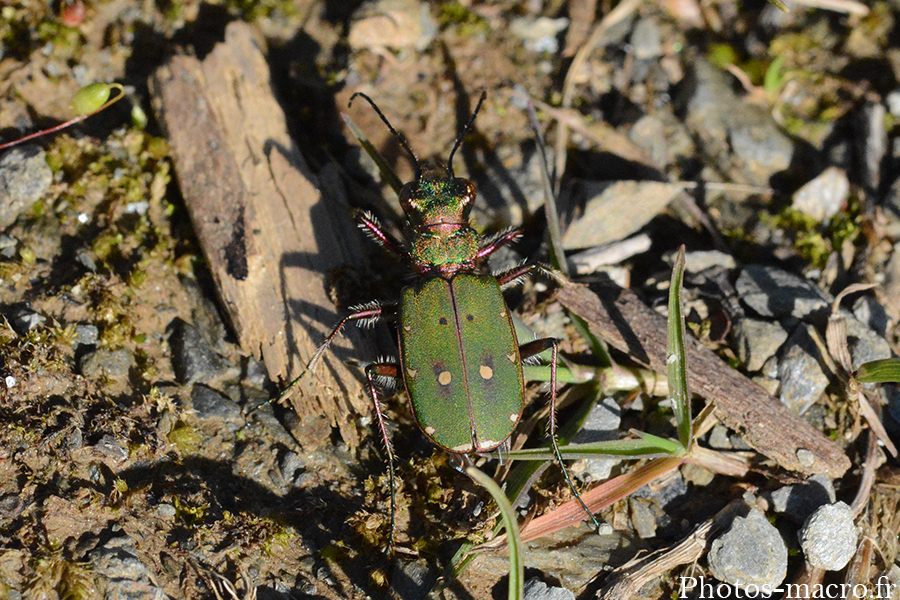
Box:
(150, 22, 371, 444)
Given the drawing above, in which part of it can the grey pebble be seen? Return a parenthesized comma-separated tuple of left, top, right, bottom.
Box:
(0, 145, 53, 230)
(799, 502, 858, 571)
(708, 508, 787, 591)
(572, 396, 621, 481)
(190, 384, 242, 421)
(390, 558, 435, 599)
(94, 434, 129, 463)
(9, 307, 46, 335)
(777, 323, 830, 415)
(523, 577, 576, 600)
(80, 348, 135, 379)
(792, 167, 850, 222)
(74, 323, 100, 347)
(736, 265, 829, 319)
(734, 318, 789, 372)
(168, 318, 227, 384)
(768, 473, 835, 524)
(89, 531, 171, 600)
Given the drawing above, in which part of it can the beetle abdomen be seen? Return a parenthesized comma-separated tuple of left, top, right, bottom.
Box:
(400, 274, 524, 454)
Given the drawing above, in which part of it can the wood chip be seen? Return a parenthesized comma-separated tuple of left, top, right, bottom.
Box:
(150, 22, 372, 445)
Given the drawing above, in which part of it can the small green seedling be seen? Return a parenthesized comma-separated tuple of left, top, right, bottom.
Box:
(0, 83, 125, 152)
(282, 92, 600, 544)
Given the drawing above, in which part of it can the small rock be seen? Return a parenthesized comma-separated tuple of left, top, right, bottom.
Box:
(768, 473, 836, 524)
(523, 577, 576, 600)
(74, 323, 99, 347)
(842, 314, 894, 371)
(0, 145, 53, 229)
(9, 307, 46, 335)
(509, 17, 569, 53)
(792, 167, 850, 222)
(630, 16, 662, 60)
(168, 318, 227, 384)
(390, 559, 435, 599)
(278, 450, 306, 488)
(190, 384, 242, 421)
(734, 318, 789, 372)
(629, 497, 658, 539)
(679, 61, 794, 186)
(682, 250, 736, 273)
(853, 295, 890, 337)
(634, 470, 687, 507)
(562, 180, 682, 249)
(799, 502, 858, 571)
(348, 0, 436, 52)
(777, 323, 830, 415)
(94, 434, 129, 463)
(708, 508, 787, 591)
(572, 396, 621, 481)
(736, 265, 830, 319)
(89, 531, 169, 600)
(80, 348, 135, 379)
(0, 234, 17, 259)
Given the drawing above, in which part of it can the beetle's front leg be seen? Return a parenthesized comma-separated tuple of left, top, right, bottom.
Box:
(520, 337, 603, 533)
(495, 262, 567, 290)
(365, 361, 401, 551)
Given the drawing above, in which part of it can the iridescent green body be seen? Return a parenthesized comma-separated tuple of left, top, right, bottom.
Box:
(399, 274, 524, 453)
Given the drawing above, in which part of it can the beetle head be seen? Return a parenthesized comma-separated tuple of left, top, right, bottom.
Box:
(400, 170, 476, 229)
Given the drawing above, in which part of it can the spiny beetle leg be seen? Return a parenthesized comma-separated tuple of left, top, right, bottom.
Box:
(476, 227, 521, 261)
(496, 262, 568, 290)
(365, 362, 400, 552)
(522, 337, 603, 533)
(249, 302, 392, 415)
(355, 209, 407, 259)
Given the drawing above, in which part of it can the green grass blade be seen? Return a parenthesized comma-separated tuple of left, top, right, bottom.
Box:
(857, 358, 900, 383)
(668, 246, 692, 449)
(341, 113, 403, 195)
(507, 431, 683, 460)
(466, 467, 524, 600)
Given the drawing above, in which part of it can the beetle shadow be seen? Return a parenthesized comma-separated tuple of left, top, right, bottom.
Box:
(255, 137, 389, 390)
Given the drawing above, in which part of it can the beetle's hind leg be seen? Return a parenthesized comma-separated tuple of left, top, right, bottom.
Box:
(246, 302, 394, 416)
(520, 337, 603, 534)
(365, 361, 402, 552)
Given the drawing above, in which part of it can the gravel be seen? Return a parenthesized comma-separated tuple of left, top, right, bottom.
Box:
(799, 502, 858, 571)
(707, 508, 787, 591)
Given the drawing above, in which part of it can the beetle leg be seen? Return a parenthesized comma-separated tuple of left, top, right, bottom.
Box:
(523, 337, 604, 534)
(248, 302, 394, 414)
(356, 209, 407, 259)
(365, 362, 400, 551)
(476, 227, 521, 260)
(496, 262, 568, 290)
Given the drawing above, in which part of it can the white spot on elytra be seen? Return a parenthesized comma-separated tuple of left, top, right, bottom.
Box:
(424, 426, 436, 435)
(438, 371, 452, 385)
(406, 368, 418, 379)
(667, 354, 677, 364)
(509, 413, 517, 422)
(480, 365, 493, 380)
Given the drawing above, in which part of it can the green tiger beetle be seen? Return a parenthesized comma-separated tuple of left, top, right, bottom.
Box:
(286, 91, 600, 543)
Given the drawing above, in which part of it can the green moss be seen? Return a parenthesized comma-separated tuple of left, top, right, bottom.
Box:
(168, 422, 202, 454)
(438, 1, 489, 37)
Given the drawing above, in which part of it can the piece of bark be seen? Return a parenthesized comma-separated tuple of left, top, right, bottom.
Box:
(558, 279, 850, 478)
(150, 22, 371, 445)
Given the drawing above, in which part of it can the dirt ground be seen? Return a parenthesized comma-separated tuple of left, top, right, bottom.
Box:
(2, 1, 900, 599)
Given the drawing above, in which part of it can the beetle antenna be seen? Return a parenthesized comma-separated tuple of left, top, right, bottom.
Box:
(349, 92, 421, 181)
(447, 90, 487, 179)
